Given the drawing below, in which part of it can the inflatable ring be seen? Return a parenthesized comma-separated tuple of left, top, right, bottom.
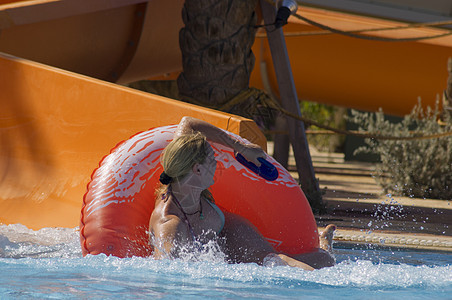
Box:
(80, 125, 319, 257)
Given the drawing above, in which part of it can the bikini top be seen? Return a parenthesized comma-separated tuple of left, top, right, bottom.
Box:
(206, 199, 225, 234)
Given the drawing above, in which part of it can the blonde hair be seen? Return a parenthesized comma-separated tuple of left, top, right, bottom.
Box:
(157, 132, 214, 202)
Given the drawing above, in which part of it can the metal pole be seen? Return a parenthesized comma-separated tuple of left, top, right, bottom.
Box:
(259, 0, 321, 205)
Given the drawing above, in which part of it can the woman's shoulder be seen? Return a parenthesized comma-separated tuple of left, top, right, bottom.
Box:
(150, 205, 185, 233)
(152, 196, 180, 222)
(151, 196, 189, 227)
(150, 209, 192, 244)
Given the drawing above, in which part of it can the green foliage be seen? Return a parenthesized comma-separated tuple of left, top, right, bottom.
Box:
(300, 102, 346, 153)
(300, 102, 336, 122)
(349, 99, 452, 200)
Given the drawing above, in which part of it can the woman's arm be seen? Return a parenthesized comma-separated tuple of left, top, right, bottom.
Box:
(150, 215, 189, 259)
(175, 116, 265, 166)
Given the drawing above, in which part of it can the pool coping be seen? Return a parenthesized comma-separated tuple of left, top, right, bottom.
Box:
(319, 227, 452, 252)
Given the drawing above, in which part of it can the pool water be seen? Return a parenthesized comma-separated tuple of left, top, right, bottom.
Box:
(0, 224, 451, 299)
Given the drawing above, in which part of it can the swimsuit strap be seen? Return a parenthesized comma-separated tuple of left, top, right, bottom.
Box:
(167, 187, 197, 242)
(205, 200, 225, 234)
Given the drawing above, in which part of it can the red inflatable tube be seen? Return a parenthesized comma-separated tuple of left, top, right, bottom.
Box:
(80, 125, 319, 257)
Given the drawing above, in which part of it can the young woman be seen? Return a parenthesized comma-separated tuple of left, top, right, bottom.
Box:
(149, 116, 336, 270)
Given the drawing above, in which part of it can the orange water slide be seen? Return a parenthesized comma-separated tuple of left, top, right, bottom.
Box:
(1, 0, 451, 230)
(0, 0, 184, 83)
(0, 52, 266, 229)
(1, 1, 451, 116)
(250, 6, 452, 116)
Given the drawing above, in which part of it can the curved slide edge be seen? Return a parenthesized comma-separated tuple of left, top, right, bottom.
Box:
(0, 52, 266, 229)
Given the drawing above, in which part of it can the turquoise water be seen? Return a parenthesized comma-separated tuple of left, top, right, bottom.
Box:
(0, 224, 451, 299)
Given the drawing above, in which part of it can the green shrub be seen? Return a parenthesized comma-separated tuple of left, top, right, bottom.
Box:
(301, 102, 346, 153)
(349, 99, 452, 200)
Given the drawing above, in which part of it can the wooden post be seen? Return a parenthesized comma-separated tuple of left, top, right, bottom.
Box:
(273, 114, 290, 168)
(259, 0, 322, 205)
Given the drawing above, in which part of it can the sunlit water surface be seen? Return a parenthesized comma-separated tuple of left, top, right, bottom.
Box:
(0, 224, 451, 299)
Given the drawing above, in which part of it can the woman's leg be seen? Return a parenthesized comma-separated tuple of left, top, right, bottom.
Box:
(219, 211, 274, 264)
(220, 212, 335, 270)
(292, 224, 336, 269)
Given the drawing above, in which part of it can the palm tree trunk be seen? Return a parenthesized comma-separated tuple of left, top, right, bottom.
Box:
(177, 0, 258, 107)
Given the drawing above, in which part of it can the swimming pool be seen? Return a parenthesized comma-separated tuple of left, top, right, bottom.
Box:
(0, 224, 451, 299)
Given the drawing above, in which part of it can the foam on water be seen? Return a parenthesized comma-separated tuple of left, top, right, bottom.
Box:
(0, 224, 451, 299)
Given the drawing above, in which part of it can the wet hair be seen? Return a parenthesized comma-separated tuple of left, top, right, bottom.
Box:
(156, 132, 214, 202)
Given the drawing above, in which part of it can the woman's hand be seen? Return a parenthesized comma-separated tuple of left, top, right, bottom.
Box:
(176, 116, 267, 166)
(235, 142, 266, 166)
